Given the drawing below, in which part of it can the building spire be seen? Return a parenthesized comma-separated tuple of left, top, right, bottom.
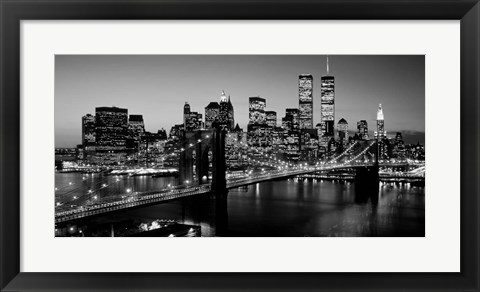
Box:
(220, 90, 227, 103)
(327, 55, 329, 75)
(377, 103, 384, 120)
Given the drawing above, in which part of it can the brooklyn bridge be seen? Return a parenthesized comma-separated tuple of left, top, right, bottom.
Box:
(55, 128, 425, 224)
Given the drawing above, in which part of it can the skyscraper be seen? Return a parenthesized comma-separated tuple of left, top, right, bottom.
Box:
(81, 114, 96, 156)
(376, 103, 386, 138)
(204, 102, 220, 129)
(128, 115, 145, 138)
(82, 114, 95, 146)
(218, 90, 235, 130)
(248, 97, 266, 125)
(298, 74, 313, 129)
(184, 111, 203, 131)
(282, 114, 293, 132)
(321, 58, 335, 137)
(183, 102, 203, 131)
(337, 118, 348, 141)
(266, 111, 277, 127)
(128, 114, 145, 151)
(183, 102, 191, 130)
(357, 120, 369, 140)
(285, 108, 299, 132)
(95, 106, 128, 152)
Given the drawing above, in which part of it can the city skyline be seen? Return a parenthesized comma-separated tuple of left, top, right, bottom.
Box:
(55, 55, 425, 147)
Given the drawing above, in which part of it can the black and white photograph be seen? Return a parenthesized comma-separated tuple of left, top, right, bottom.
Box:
(54, 55, 425, 237)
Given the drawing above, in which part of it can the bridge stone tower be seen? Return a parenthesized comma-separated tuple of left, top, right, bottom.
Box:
(211, 128, 227, 199)
(179, 128, 227, 197)
(354, 140, 380, 204)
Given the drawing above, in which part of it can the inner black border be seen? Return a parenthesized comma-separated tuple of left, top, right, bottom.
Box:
(0, 1, 479, 291)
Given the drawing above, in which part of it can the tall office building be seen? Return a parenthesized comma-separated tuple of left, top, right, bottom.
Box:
(357, 120, 369, 140)
(183, 102, 191, 130)
(337, 118, 348, 141)
(266, 111, 277, 127)
(183, 102, 203, 131)
(248, 97, 266, 125)
(285, 108, 299, 132)
(204, 102, 220, 129)
(321, 57, 335, 137)
(81, 114, 96, 153)
(376, 103, 386, 138)
(95, 106, 128, 151)
(127, 114, 145, 151)
(218, 91, 235, 130)
(298, 74, 313, 129)
(128, 115, 145, 138)
(185, 111, 203, 131)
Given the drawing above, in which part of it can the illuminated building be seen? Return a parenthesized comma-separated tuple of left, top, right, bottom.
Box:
(248, 97, 266, 125)
(169, 124, 184, 141)
(298, 74, 313, 129)
(182, 102, 203, 132)
(300, 129, 318, 162)
(357, 120, 369, 140)
(392, 132, 406, 160)
(185, 111, 203, 131)
(140, 130, 168, 166)
(204, 102, 220, 129)
(183, 102, 191, 130)
(285, 108, 299, 132)
(376, 103, 386, 138)
(95, 106, 128, 152)
(218, 91, 235, 130)
(127, 114, 145, 153)
(321, 57, 335, 137)
(337, 118, 348, 141)
(128, 114, 145, 139)
(225, 124, 248, 168)
(281, 108, 300, 163)
(266, 111, 277, 127)
(282, 114, 293, 132)
(81, 114, 96, 152)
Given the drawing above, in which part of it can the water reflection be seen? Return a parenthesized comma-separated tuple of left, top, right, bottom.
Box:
(56, 174, 424, 237)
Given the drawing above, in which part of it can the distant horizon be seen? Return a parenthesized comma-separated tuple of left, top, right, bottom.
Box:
(55, 55, 425, 147)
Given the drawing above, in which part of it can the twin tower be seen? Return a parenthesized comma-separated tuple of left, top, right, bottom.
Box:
(299, 57, 386, 142)
(298, 57, 335, 145)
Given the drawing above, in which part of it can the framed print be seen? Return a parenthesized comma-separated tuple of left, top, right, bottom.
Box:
(1, 0, 479, 291)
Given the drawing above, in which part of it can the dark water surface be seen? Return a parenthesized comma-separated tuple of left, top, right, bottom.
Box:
(56, 174, 425, 237)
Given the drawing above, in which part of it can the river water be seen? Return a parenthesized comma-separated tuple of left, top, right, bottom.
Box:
(55, 173, 425, 237)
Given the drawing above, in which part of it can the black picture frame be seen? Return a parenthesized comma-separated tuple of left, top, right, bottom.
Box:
(1, 0, 479, 291)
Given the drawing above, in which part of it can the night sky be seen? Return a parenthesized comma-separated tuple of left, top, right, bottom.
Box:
(55, 55, 425, 147)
